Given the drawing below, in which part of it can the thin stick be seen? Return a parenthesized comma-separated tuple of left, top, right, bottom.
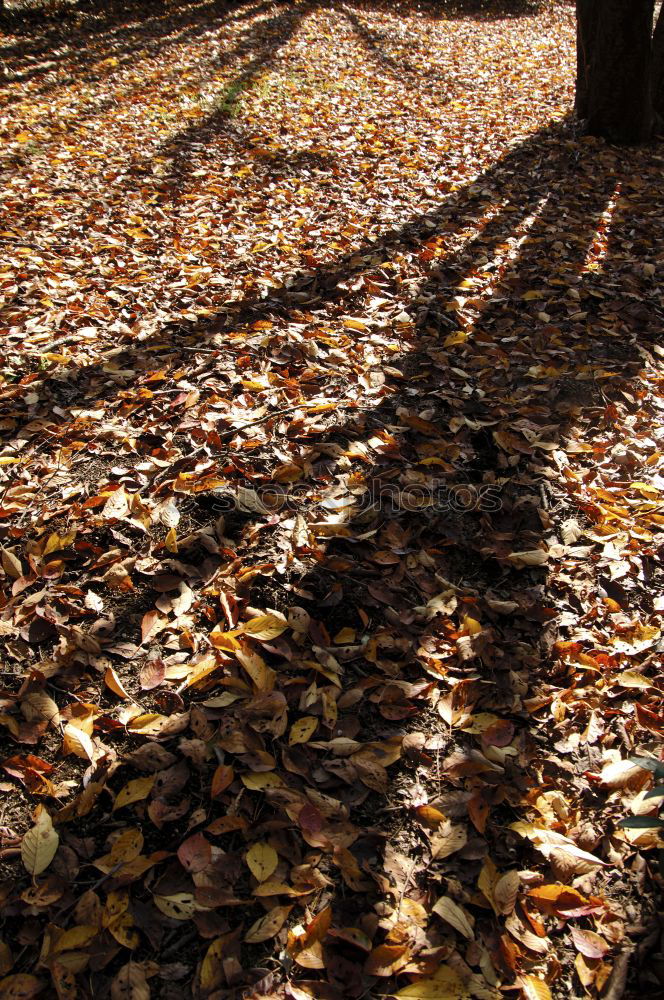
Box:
(218, 401, 352, 441)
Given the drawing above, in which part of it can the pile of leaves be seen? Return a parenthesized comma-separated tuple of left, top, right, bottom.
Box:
(1, 0, 663, 997)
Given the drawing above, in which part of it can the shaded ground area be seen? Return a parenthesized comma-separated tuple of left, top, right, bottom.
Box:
(0, 2, 663, 999)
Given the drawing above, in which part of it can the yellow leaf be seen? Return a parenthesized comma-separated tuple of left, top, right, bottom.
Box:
(253, 880, 297, 896)
(288, 716, 318, 746)
(165, 526, 178, 553)
(239, 614, 288, 641)
(21, 809, 59, 877)
(234, 645, 276, 692)
(209, 627, 241, 652)
(394, 964, 470, 998)
(199, 936, 229, 994)
(241, 772, 283, 791)
(333, 627, 356, 644)
(43, 530, 76, 556)
(612, 623, 661, 655)
(244, 905, 291, 943)
(95, 829, 144, 872)
(104, 667, 131, 700)
(52, 925, 97, 954)
(153, 892, 197, 920)
(126, 713, 167, 734)
(462, 712, 501, 734)
(62, 723, 95, 761)
(246, 842, 278, 882)
(44, 353, 71, 364)
(520, 975, 552, 1000)
(365, 943, 411, 976)
(179, 657, 220, 691)
(630, 480, 659, 496)
(107, 911, 140, 949)
(462, 615, 482, 635)
(527, 885, 588, 921)
(614, 670, 653, 689)
(102, 888, 129, 925)
(112, 775, 155, 812)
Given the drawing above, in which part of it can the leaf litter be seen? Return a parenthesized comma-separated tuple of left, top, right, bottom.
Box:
(0, 0, 663, 997)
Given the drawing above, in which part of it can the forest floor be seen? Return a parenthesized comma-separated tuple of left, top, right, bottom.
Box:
(1, 1, 663, 998)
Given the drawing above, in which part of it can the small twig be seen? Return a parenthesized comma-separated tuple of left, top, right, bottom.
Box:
(434, 572, 479, 596)
(395, 857, 417, 920)
(217, 401, 352, 442)
(602, 947, 634, 1000)
(53, 861, 125, 920)
(186, 401, 356, 460)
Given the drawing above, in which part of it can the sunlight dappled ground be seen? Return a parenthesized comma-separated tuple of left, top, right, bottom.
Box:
(1, 3, 664, 999)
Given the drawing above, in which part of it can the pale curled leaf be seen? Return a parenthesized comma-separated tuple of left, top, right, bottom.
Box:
(506, 549, 549, 568)
(104, 666, 131, 700)
(432, 896, 474, 938)
(21, 809, 59, 877)
(62, 723, 95, 761)
(430, 820, 468, 860)
(21, 691, 61, 728)
(493, 870, 520, 914)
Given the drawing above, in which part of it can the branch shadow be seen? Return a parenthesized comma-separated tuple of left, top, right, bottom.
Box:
(343, 0, 546, 20)
(340, 4, 450, 89)
(164, 116, 654, 998)
(28, 114, 657, 997)
(0, 0, 265, 106)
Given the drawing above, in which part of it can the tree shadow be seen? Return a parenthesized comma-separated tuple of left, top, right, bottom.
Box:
(347, 0, 545, 20)
(0, 0, 268, 106)
(2, 112, 659, 996)
(1, 0, 661, 988)
(46, 109, 664, 995)
(340, 4, 451, 89)
(2, 116, 651, 471)
(173, 115, 653, 998)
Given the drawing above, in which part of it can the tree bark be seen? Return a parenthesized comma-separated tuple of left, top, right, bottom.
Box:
(585, 0, 655, 143)
(652, 3, 664, 118)
(575, 0, 600, 118)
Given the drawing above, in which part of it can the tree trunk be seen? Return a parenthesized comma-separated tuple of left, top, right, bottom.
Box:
(575, 0, 600, 118)
(585, 0, 655, 143)
(653, 3, 664, 119)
